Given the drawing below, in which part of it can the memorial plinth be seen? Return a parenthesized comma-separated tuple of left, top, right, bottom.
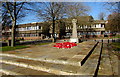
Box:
(70, 19, 79, 43)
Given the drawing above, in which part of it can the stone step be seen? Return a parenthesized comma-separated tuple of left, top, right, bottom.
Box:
(78, 43, 102, 75)
(0, 56, 82, 75)
(0, 72, 7, 76)
(80, 42, 99, 65)
(1, 63, 53, 75)
(0, 42, 98, 67)
(0, 43, 101, 75)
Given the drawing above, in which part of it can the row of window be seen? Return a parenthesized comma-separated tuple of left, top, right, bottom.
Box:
(66, 32, 104, 36)
(16, 34, 39, 37)
(66, 24, 105, 30)
(16, 26, 42, 31)
(4, 24, 105, 32)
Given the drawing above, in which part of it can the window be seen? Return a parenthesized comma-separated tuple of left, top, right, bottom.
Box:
(39, 26, 41, 30)
(89, 26, 91, 28)
(25, 27, 27, 31)
(26, 27, 29, 30)
(28, 27, 31, 30)
(66, 27, 67, 30)
(96, 32, 100, 35)
(101, 24, 104, 28)
(34, 26, 37, 30)
(95, 25, 96, 28)
(37, 26, 39, 30)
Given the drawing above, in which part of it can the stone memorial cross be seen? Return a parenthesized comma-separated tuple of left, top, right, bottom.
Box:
(70, 19, 79, 43)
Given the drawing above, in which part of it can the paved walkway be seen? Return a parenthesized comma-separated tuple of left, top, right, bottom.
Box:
(98, 44, 118, 75)
(0, 41, 119, 76)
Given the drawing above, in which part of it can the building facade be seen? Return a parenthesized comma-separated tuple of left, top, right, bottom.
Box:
(2, 16, 107, 40)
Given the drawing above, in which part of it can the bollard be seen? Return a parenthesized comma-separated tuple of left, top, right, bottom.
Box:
(112, 39, 114, 42)
(113, 39, 115, 42)
(108, 39, 109, 43)
(101, 39, 103, 43)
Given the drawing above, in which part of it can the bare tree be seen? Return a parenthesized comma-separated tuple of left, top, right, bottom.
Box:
(37, 2, 66, 42)
(2, 7, 12, 30)
(64, 2, 91, 39)
(2, 2, 34, 47)
(98, 12, 106, 20)
(36, 2, 90, 40)
(2, 10, 12, 44)
(105, 2, 120, 32)
(65, 2, 90, 18)
(106, 2, 120, 13)
(106, 13, 120, 32)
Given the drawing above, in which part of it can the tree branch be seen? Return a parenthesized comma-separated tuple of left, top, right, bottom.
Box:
(16, 2, 25, 16)
(6, 2, 14, 20)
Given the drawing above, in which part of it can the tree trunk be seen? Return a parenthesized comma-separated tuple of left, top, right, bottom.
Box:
(11, 2, 16, 47)
(52, 18, 56, 42)
(11, 20, 16, 47)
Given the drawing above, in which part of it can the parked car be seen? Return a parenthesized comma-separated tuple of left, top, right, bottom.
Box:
(104, 32, 116, 37)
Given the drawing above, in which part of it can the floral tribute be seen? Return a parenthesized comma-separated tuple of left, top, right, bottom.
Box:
(53, 42, 77, 49)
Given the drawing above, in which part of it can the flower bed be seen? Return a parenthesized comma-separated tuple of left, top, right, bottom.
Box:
(53, 42, 77, 49)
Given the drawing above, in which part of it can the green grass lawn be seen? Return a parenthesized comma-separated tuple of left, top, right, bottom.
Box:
(0, 42, 51, 52)
(111, 42, 120, 51)
(0, 45, 29, 52)
(34, 42, 51, 45)
(110, 35, 120, 39)
(111, 35, 120, 38)
(110, 42, 120, 60)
